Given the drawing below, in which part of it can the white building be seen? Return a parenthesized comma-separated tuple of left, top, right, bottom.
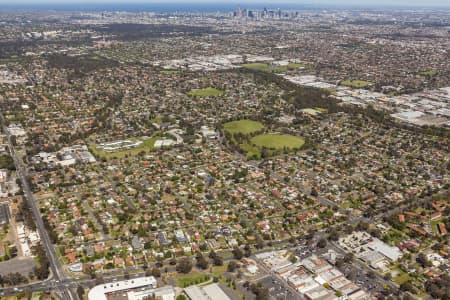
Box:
(7, 124, 27, 144)
(88, 277, 157, 300)
(200, 126, 217, 139)
(154, 139, 176, 148)
(184, 283, 230, 300)
(128, 285, 175, 300)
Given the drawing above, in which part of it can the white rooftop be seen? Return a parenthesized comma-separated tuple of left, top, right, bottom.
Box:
(367, 240, 402, 261)
(184, 283, 230, 300)
(88, 277, 157, 300)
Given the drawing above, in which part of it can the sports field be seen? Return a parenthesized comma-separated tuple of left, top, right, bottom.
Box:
(251, 134, 305, 149)
(223, 120, 265, 135)
(241, 63, 304, 73)
(161, 70, 180, 75)
(187, 87, 224, 97)
(418, 70, 438, 77)
(340, 80, 371, 88)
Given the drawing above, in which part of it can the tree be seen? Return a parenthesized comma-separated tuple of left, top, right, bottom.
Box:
(2, 272, 27, 285)
(213, 256, 224, 266)
(327, 228, 340, 241)
(95, 274, 104, 285)
(384, 272, 392, 281)
(356, 221, 369, 231)
(400, 281, 416, 294)
(176, 258, 193, 274)
(34, 265, 50, 280)
(417, 253, 431, 268)
(335, 258, 344, 269)
(232, 248, 244, 260)
(150, 267, 161, 278)
(196, 254, 209, 270)
(76, 286, 84, 299)
(367, 271, 376, 279)
(209, 250, 217, 259)
(256, 236, 265, 249)
(144, 241, 152, 249)
(317, 238, 327, 248)
(249, 283, 269, 300)
(176, 295, 186, 300)
(343, 253, 354, 263)
(199, 243, 208, 251)
(227, 261, 238, 272)
(347, 269, 356, 281)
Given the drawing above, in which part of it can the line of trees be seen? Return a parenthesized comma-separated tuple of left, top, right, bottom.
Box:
(0, 154, 15, 170)
(32, 244, 50, 280)
(0, 272, 28, 286)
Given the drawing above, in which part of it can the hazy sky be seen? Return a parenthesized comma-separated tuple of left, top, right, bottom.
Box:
(0, 0, 448, 7)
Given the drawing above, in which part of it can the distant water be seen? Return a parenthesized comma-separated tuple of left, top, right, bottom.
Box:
(0, 2, 310, 12)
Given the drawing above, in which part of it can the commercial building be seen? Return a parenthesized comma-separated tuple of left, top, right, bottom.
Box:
(129, 285, 175, 300)
(184, 283, 231, 300)
(366, 240, 402, 262)
(0, 202, 10, 225)
(88, 276, 158, 300)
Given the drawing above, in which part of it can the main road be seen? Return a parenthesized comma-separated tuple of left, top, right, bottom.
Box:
(1, 113, 78, 300)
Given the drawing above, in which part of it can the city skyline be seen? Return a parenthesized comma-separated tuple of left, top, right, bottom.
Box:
(0, 0, 449, 7)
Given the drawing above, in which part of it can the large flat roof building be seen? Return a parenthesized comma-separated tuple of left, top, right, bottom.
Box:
(184, 283, 231, 300)
(0, 202, 10, 225)
(88, 277, 157, 300)
(128, 285, 175, 300)
(367, 240, 402, 262)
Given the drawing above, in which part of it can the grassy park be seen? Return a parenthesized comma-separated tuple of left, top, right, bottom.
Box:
(389, 265, 411, 285)
(187, 87, 224, 97)
(240, 143, 263, 160)
(174, 272, 211, 287)
(251, 134, 305, 150)
(418, 70, 438, 77)
(223, 120, 304, 159)
(241, 62, 304, 73)
(340, 80, 371, 88)
(223, 119, 265, 135)
(160, 70, 180, 75)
